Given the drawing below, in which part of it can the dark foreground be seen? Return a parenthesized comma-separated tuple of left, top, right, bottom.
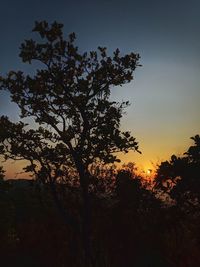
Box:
(0, 178, 200, 267)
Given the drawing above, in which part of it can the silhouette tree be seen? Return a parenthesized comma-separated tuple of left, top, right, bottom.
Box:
(0, 21, 141, 265)
(116, 169, 160, 212)
(155, 135, 200, 210)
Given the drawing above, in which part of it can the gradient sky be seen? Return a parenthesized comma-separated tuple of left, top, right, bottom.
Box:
(0, 0, 200, 177)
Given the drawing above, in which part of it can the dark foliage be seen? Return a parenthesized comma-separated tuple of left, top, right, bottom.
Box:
(0, 176, 200, 267)
(0, 20, 141, 266)
(0, 20, 200, 267)
(155, 135, 200, 210)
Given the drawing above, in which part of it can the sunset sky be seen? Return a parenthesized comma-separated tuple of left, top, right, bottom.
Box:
(0, 0, 200, 178)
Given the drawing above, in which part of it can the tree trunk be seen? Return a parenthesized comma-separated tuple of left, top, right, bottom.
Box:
(65, 146, 92, 266)
(75, 160, 92, 266)
(82, 182, 91, 267)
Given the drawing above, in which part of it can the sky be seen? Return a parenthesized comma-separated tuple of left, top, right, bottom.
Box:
(0, 0, 200, 178)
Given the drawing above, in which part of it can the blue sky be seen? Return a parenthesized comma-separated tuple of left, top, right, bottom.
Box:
(0, 0, 200, 176)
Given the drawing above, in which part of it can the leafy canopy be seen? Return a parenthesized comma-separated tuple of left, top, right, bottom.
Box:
(155, 135, 200, 207)
(0, 21, 141, 182)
